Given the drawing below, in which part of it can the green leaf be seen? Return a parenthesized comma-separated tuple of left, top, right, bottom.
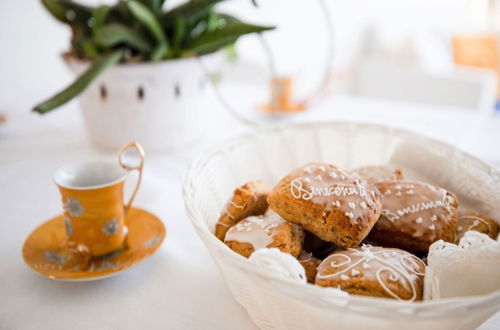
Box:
(81, 40, 100, 59)
(172, 16, 186, 53)
(127, 0, 166, 43)
(41, 0, 67, 23)
(33, 50, 123, 114)
(41, 0, 94, 25)
(150, 42, 168, 61)
(96, 23, 152, 52)
(92, 5, 111, 37)
(206, 9, 218, 32)
(160, 0, 223, 27)
(137, 0, 165, 12)
(186, 19, 274, 55)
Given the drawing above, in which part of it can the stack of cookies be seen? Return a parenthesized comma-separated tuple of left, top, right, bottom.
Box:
(215, 163, 499, 302)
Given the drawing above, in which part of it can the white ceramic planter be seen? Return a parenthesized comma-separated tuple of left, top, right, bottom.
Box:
(66, 55, 219, 151)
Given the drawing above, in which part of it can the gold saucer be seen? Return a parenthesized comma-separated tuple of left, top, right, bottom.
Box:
(22, 208, 165, 281)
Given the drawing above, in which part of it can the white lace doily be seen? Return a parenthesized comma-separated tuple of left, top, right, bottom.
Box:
(249, 248, 307, 283)
(425, 231, 500, 300)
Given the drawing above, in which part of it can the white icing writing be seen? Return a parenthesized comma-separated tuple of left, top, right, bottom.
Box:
(290, 178, 367, 200)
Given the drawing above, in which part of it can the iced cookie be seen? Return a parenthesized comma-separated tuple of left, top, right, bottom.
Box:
(369, 181, 458, 253)
(455, 211, 499, 243)
(352, 165, 404, 184)
(267, 163, 383, 248)
(224, 213, 304, 258)
(316, 245, 426, 301)
(297, 251, 321, 283)
(215, 181, 273, 241)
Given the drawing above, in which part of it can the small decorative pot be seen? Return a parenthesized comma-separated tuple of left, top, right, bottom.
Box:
(65, 54, 219, 151)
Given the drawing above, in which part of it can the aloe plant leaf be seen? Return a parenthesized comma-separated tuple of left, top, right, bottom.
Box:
(186, 19, 274, 55)
(127, 0, 166, 43)
(92, 5, 111, 37)
(33, 50, 123, 114)
(96, 23, 152, 52)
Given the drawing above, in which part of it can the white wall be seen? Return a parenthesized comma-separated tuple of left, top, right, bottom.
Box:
(0, 0, 477, 114)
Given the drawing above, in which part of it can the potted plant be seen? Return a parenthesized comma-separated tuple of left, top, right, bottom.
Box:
(35, 0, 274, 150)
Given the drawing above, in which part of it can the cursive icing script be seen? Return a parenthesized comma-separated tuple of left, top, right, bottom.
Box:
(290, 178, 367, 200)
(382, 198, 451, 222)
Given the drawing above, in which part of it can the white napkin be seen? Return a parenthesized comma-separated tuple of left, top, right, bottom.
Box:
(424, 231, 500, 300)
(249, 248, 307, 283)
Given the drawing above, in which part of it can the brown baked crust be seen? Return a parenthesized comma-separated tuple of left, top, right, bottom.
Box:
(352, 165, 404, 184)
(267, 163, 383, 248)
(224, 215, 304, 258)
(455, 211, 499, 243)
(315, 245, 425, 301)
(298, 251, 321, 283)
(215, 181, 272, 241)
(369, 181, 458, 254)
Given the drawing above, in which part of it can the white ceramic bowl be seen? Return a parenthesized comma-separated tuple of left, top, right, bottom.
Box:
(183, 121, 500, 330)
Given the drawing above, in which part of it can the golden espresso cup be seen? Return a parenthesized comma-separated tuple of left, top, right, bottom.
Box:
(53, 142, 145, 268)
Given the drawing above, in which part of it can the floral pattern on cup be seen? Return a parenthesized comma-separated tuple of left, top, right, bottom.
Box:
(64, 197, 84, 217)
(64, 216, 73, 237)
(145, 236, 161, 249)
(43, 251, 66, 265)
(102, 218, 120, 236)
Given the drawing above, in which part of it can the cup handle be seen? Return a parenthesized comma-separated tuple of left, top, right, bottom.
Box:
(118, 142, 145, 216)
(77, 244, 91, 270)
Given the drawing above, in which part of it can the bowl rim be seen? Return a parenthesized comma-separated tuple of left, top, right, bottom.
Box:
(182, 120, 500, 318)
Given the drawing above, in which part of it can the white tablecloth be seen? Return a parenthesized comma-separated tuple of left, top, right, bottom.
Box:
(1, 94, 499, 329)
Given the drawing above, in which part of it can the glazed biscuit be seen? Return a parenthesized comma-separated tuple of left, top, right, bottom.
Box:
(224, 213, 304, 258)
(316, 245, 426, 301)
(215, 181, 272, 241)
(352, 165, 404, 184)
(297, 251, 321, 283)
(455, 211, 499, 243)
(369, 181, 458, 254)
(267, 163, 383, 248)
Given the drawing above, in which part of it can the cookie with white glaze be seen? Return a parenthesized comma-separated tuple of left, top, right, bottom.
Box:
(315, 245, 426, 301)
(267, 163, 383, 248)
(215, 181, 272, 241)
(224, 212, 304, 258)
(369, 181, 458, 253)
(352, 165, 404, 184)
(455, 211, 499, 243)
(297, 251, 321, 283)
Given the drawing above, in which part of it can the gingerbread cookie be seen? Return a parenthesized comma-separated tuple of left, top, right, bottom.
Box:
(267, 163, 383, 247)
(316, 245, 426, 301)
(369, 181, 458, 253)
(224, 213, 304, 258)
(352, 165, 404, 184)
(297, 251, 321, 283)
(455, 211, 499, 243)
(215, 181, 272, 241)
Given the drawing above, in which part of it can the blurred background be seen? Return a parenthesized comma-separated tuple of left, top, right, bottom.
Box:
(2, 0, 500, 111)
(1, 0, 499, 161)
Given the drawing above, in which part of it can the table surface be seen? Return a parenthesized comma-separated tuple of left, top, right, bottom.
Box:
(1, 93, 499, 330)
